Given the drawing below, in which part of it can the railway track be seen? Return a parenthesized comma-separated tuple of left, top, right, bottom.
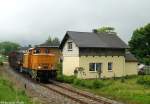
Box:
(50, 80, 115, 104)
(40, 80, 122, 104)
(41, 83, 101, 104)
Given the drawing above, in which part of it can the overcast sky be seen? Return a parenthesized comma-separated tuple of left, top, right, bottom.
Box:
(0, 0, 150, 46)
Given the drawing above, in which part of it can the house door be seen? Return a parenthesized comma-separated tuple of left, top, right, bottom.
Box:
(96, 63, 102, 78)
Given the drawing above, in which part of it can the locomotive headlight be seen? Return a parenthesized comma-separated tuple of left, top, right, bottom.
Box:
(17, 61, 20, 64)
(38, 66, 42, 69)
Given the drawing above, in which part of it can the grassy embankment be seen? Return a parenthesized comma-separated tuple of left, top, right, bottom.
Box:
(0, 77, 32, 103)
(0, 63, 32, 103)
(57, 75, 150, 104)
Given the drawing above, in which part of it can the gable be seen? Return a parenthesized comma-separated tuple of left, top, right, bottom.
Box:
(62, 38, 79, 57)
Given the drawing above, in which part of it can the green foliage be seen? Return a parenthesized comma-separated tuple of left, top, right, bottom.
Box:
(137, 75, 150, 86)
(56, 75, 64, 82)
(0, 61, 3, 66)
(129, 23, 150, 65)
(73, 79, 82, 85)
(121, 77, 125, 83)
(96, 26, 115, 33)
(56, 75, 105, 89)
(0, 78, 32, 103)
(0, 54, 7, 64)
(93, 80, 104, 88)
(45, 36, 60, 46)
(74, 76, 150, 104)
(56, 75, 75, 83)
(56, 62, 62, 75)
(0, 41, 20, 55)
(73, 79, 93, 88)
(63, 75, 75, 83)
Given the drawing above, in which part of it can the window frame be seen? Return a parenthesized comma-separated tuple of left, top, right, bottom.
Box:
(89, 63, 102, 72)
(45, 48, 49, 54)
(108, 62, 113, 71)
(67, 41, 73, 51)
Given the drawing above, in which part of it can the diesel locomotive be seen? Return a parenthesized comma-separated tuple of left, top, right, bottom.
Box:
(9, 45, 61, 81)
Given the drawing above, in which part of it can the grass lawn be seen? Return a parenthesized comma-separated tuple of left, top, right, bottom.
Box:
(71, 76, 150, 104)
(0, 77, 32, 104)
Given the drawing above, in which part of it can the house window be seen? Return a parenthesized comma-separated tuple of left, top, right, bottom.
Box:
(68, 42, 72, 51)
(89, 63, 102, 72)
(108, 62, 112, 71)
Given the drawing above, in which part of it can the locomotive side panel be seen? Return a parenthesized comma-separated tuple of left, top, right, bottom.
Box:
(23, 54, 29, 69)
(30, 54, 56, 70)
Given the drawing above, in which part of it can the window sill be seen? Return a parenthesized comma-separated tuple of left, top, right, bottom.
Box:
(68, 49, 73, 51)
(108, 70, 113, 72)
(89, 71, 97, 73)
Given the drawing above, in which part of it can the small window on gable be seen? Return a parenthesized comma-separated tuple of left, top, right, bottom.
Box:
(108, 62, 113, 71)
(68, 42, 72, 51)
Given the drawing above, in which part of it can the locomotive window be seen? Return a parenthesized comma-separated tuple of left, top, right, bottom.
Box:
(45, 49, 49, 53)
(35, 49, 41, 53)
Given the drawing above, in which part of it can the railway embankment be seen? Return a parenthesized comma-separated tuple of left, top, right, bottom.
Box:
(0, 64, 81, 104)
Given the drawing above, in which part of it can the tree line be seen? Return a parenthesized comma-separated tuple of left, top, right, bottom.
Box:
(0, 41, 20, 55)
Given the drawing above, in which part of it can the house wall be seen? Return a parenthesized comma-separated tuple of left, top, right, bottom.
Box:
(62, 38, 137, 78)
(63, 57, 79, 75)
(125, 62, 138, 75)
(79, 56, 125, 79)
(62, 39, 79, 76)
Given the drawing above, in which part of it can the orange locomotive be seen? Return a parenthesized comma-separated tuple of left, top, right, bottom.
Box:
(22, 46, 61, 81)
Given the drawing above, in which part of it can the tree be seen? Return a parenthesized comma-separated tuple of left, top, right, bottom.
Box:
(45, 36, 52, 45)
(45, 36, 60, 46)
(95, 26, 115, 33)
(0, 41, 20, 55)
(129, 23, 150, 65)
(52, 37, 60, 46)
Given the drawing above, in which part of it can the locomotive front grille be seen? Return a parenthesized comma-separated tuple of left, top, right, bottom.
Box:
(43, 66, 48, 69)
(41, 63, 49, 69)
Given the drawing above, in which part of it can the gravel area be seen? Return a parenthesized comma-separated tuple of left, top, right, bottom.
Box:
(1, 64, 80, 104)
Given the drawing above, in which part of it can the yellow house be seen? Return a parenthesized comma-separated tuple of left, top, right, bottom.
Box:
(60, 31, 138, 79)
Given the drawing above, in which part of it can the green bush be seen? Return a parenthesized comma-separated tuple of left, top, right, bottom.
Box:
(73, 79, 104, 89)
(56, 74, 105, 89)
(56, 75, 64, 82)
(56, 75, 75, 83)
(0, 61, 3, 66)
(93, 80, 100, 88)
(73, 79, 82, 85)
(93, 80, 105, 89)
(137, 76, 150, 86)
(63, 75, 75, 83)
(56, 62, 62, 75)
(73, 79, 92, 88)
(84, 80, 93, 88)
